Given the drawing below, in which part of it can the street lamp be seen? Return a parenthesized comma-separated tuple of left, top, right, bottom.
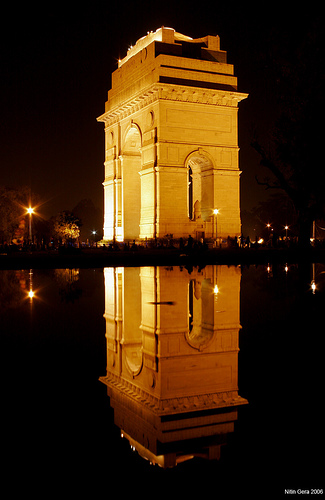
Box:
(266, 223, 273, 246)
(27, 207, 34, 243)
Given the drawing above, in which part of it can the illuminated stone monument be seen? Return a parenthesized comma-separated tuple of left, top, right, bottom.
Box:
(100, 265, 248, 467)
(97, 27, 248, 243)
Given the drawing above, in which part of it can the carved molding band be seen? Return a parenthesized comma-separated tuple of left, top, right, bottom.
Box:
(97, 84, 248, 128)
(99, 372, 248, 416)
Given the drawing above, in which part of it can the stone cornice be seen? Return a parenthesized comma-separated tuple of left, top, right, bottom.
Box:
(97, 84, 248, 128)
(97, 87, 160, 126)
(99, 372, 248, 416)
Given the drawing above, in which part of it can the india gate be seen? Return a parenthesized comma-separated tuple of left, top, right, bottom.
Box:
(97, 27, 247, 244)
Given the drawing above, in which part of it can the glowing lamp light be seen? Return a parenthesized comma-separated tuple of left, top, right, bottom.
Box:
(214, 285, 219, 295)
(311, 281, 316, 294)
(28, 290, 34, 300)
(213, 209, 219, 215)
(26, 206, 35, 242)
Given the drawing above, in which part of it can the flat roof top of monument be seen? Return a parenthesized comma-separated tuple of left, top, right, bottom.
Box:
(118, 26, 222, 67)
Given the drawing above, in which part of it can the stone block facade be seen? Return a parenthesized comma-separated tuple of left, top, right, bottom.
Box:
(98, 27, 248, 243)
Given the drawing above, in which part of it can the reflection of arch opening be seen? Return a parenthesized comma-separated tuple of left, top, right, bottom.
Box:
(186, 277, 215, 351)
(122, 125, 142, 240)
(125, 346, 143, 377)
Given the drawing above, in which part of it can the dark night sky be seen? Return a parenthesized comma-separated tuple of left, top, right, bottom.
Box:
(0, 2, 319, 221)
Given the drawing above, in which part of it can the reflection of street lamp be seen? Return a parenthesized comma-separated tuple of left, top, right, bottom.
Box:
(311, 280, 316, 294)
(28, 269, 34, 301)
(27, 207, 34, 243)
(311, 262, 316, 294)
(213, 209, 219, 246)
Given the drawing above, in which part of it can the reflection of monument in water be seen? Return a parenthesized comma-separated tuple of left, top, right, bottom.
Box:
(100, 265, 247, 467)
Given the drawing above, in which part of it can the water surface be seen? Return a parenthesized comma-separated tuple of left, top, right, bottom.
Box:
(1, 264, 323, 496)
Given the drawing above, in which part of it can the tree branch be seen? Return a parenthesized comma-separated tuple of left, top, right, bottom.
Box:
(255, 175, 280, 190)
(251, 140, 300, 207)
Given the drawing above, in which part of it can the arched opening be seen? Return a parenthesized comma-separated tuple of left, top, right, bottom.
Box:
(187, 153, 214, 221)
(186, 151, 215, 239)
(123, 125, 141, 154)
(194, 200, 201, 221)
(122, 125, 142, 241)
(188, 166, 193, 220)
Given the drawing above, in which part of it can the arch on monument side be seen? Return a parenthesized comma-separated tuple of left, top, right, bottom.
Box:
(185, 150, 215, 227)
(122, 122, 142, 154)
(120, 123, 142, 241)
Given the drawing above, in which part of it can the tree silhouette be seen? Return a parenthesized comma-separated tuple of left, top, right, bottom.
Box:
(252, 22, 325, 247)
(53, 211, 82, 244)
(0, 186, 31, 244)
